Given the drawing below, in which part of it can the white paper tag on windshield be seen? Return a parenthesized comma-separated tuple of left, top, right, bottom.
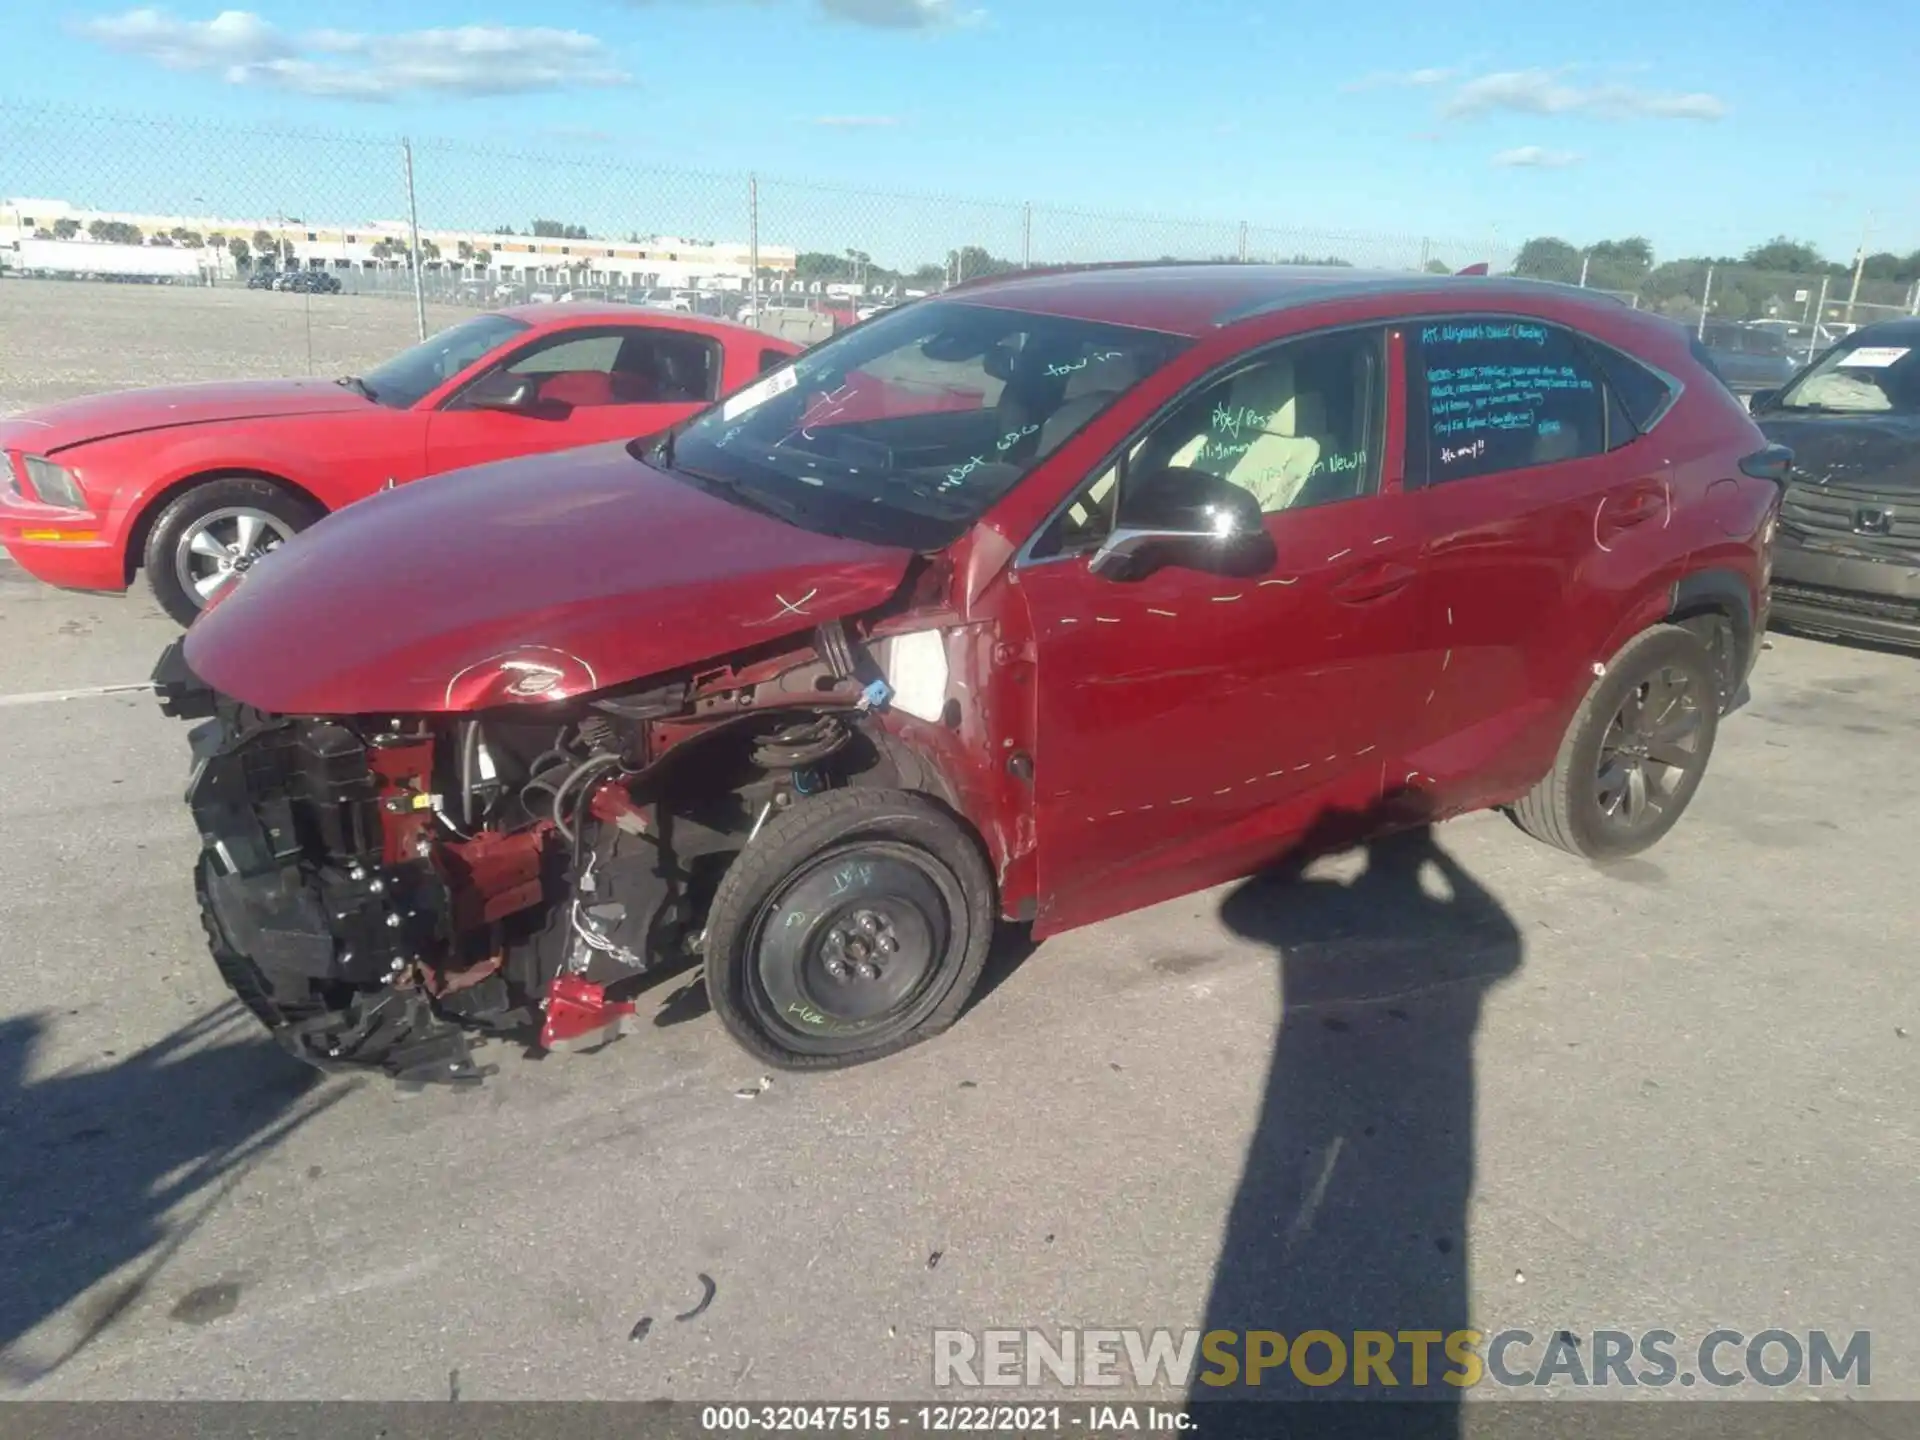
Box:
(721, 366, 798, 421)
(1838, 346, 1909, 368)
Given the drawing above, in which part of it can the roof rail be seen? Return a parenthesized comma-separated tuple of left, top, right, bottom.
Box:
(942, 257, 1260, 295)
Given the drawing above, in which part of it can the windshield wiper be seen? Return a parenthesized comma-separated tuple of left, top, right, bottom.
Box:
(336, 374, 378, 401)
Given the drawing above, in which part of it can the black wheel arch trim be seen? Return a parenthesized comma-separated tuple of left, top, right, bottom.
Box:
(1668, 567, 1756, 711)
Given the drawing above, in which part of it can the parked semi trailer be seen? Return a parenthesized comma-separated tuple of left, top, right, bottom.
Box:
(9, 237, 205, 282)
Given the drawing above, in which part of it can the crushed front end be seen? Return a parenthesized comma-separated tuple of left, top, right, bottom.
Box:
(149, 621, 916, 1085)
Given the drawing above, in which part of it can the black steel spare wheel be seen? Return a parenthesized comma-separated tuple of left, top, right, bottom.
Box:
(703, 788, 995, 1068)
(1509, 624, 1720, 862)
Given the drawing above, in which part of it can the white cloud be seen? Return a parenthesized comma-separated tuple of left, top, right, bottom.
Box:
(820, 0, 981, 23)
(76, 9, 629, 99)
(79, 9, 287, 69)
(1493, 145, 1582, 168)
(1346, 66, 1462, 91)
(621, 0, 981, 27)
(1442, 68, 1725, 121)
(812, 114, 902, 126)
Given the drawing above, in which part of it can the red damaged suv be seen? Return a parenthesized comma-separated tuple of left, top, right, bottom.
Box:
(152, 263, 1785, 1084)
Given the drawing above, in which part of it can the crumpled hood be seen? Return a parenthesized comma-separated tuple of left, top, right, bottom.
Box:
(5, 379, 369, 455)
(183, 440, 916, 715)
(1759, 411, 1920, 496)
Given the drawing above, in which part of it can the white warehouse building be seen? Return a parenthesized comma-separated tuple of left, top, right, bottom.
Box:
(0, 197, 799, 291)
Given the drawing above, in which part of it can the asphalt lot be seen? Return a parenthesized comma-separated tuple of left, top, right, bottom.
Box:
(0, 550, 1917, 1404)
(3, 282, 1919, 1409)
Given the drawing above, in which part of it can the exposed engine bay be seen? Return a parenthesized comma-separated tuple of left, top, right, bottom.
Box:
(153, 617, 959, 1085)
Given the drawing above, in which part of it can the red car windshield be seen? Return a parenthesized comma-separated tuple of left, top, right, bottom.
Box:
(356, 313, 532, 409)
(654, 300, 1190, 549)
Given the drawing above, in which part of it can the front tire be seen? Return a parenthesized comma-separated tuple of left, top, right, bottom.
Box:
(143, 476, 322, 626)
(703, 788, 995, 1070)
(1510, 624, 1720, 861)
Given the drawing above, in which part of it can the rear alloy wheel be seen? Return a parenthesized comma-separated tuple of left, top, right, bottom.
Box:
(1509, 624, 1720, 861)
(703, 788, 995, 1069)
(143, 476, 323, 626)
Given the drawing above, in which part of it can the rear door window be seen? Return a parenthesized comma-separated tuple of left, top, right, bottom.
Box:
(1408, 318, 1606, 484)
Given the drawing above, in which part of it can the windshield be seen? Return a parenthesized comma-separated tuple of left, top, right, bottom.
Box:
(359, 313, 532, 409)
(1776, 336, 1920, 414)
(653, 299, 1189, 548)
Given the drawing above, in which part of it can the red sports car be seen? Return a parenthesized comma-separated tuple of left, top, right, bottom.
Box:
(153, 262, 1786, 1086)
(0, 305, 801, 623)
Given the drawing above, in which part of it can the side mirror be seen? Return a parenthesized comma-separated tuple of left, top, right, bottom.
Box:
(1748, 387, 1780, 412)
(463, 371, 544, 414)
(1089, 467, 1271, 580)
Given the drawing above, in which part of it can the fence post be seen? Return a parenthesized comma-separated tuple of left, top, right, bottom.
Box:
(402, 137, 426, 342)
(1578, 251, 1591, 288)
(1697, 265, 1714, 339)
(1022, 203, 1032, 269)
(1808, 275, 1830, 363)
(1419, 237, 1431, 272)
(748, 173, 760, 323)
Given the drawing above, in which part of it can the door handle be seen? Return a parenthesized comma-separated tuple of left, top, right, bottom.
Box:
(1598, 481, 1669, 540)
(1331, 561, 1418, 604)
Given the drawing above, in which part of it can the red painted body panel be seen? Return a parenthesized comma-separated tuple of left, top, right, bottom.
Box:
(181, 442, 915, 716)
(0, 308, 796, 595)
(171, 267, 1775, 941)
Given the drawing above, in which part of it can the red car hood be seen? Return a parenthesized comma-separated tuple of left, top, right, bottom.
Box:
(7, 379, 369, 454)
(183, 441, 916, 715)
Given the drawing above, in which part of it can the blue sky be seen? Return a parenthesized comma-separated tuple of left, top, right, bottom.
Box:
(5, 0, 1915, 271)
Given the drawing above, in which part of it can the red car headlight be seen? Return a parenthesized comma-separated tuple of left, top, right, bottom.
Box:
(22, 455, 86, 509)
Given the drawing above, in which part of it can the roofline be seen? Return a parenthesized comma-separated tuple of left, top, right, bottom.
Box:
(944, 258, 1267, 295)
(1209, 273, 1638, 327)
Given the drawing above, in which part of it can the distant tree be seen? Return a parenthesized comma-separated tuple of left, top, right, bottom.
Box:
(1742, 236, 1826, 274)
(1280, 253, 1354, 267)
(1424, 258, 1451, 274)
(151, 233, 174, 247)
(32, 227, 54, 240)
(456, 239, 473, 262)
(947, 245, 1019, 282)
(473, 247, 492, 269)
(170, 226, 204, 248)
(419, 239, 441, 263)
(87, 218, 143, 245)
(51, 217, 80, 240)
(1861, 251, 1904, 282)
(228, 236, 251, 265)
(1513, 236, 1582, 283)
(531, 219, 592, 239)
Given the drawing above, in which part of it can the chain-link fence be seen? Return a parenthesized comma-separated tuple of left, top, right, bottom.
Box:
(1508, 242, 1920, 364)
(12, 99, 1916, 409)
(0, 102, 1512, 346)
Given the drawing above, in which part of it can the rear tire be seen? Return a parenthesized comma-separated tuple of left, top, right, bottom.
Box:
(1509, 624, 1720, 861)
(143, 476, 322, 626)
(703, 788, 995, 1070)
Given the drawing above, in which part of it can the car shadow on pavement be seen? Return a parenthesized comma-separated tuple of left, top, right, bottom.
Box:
(1192, 802, 1523, 1436)
(0, 1002, 349, 1388)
